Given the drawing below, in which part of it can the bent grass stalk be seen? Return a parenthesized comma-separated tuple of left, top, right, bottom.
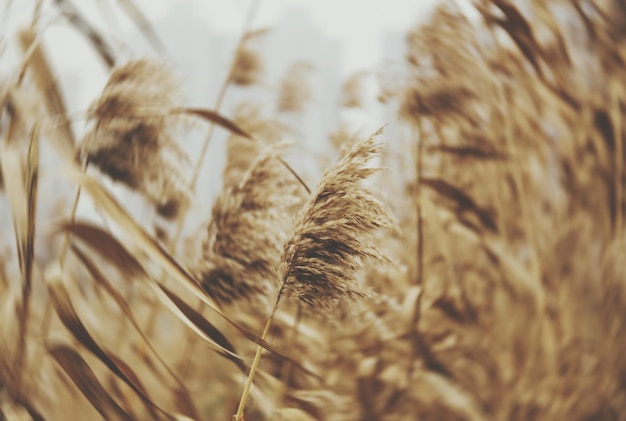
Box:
(143, 0, 262, 338)
(277, 304, 302, 401)
(36, 110, 96, 342)
(235, 133, 393, 420)
(234, 285, 285, 421)
(141, 0, 263, 376)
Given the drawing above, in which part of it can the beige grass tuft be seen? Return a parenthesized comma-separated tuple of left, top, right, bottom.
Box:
(78, 58, 190, 219)
(277, 62, 314, 113)
(232, 47, 264, 87)
(223, 103, 289, 189)
(192, 143, 302, 307)
(279, 130, 395, 311)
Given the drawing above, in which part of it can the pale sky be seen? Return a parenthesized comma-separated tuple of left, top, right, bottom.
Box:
(0, 0, 441, 231)
(2, 0, 438, 76)
(2, 0, 441, 115)
(188, 0, 437, 74)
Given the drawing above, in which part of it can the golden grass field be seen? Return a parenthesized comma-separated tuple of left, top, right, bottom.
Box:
(1, 0, 626, 420)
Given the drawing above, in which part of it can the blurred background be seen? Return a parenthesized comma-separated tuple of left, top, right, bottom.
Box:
(1, 0, 443, 226)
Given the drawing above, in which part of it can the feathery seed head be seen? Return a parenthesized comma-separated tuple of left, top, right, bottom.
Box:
(78, 59, 190, 219)
(223, 103, 289, 189)
(277, 62, 314, 113)
(279, 130, 395, 312)
(232, 47, 264, 87)
(193, 143, 303, 307)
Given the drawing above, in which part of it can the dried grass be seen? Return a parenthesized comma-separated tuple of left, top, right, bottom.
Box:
(2, 0, 626, 420)
(223, 103, 288, 189)
(277, 62, 314, 113)
(191, 143, 302, 308)
(78, 58, 190, 219)
(280, 132, 395, 312)
(232, 47, 264, 87)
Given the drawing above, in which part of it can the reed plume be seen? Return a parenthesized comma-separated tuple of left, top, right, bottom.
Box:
(279, 130, 395, 311)
(232, 47, 264, 87)
(277, 62, 314, 113)
(77, 58, 190, 219)
(232, 28, 267, 87)
(235, 130, 395, 421)
(341, 72, 366, 108)
(191, 143, 302, 307)
(223, 103, 288, 189)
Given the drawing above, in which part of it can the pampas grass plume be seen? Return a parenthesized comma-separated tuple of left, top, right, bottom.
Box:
(279, 129, 395, 311)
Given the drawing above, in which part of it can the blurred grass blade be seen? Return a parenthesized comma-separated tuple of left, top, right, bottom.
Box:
(72, 244, 200, 419)
(45, 267, 170, 419)
(5, 88, 31, 145)
(12, 127, 40, 394)
(18, 29, 76, 156)
(62, 221, 246, 366)
(48, 344, 132, 421)
(54, 0, 116, 68)
(24, 126, 39, 295)
(61, 165, 224, 314)
(0, 143, 27, 274)
(158, 283, 247, 373)
(422, 177, 498, 233)
(171, 107, 252, 139)
(70, 245, 192, 391)
(487, 0, 543, 77)
(425, 144, 506, 160)
(172, 387, 200, 421)
(116, 0, 166, 53)
(63, 222, 144, 277)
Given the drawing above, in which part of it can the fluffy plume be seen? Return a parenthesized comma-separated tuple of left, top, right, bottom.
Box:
(78, 58, 190, 219)
(329, 123, 357, 155)
(232, 28, 268, 87)
(277, 62, 314, 113)
(232, 47, 264, 87)
(279, 131, 395, 311)
(340, 72, 366, 108)
(193, 143, 302, 307)
(223, 103, 289, 189)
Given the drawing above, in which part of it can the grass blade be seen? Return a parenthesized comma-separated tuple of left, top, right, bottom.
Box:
(18, 29, 76, 155)
(63, 222, 246, 365)
(116, 0, 166, 53)
(54, 0, 116, 68)
(422, 177, 498, 234)
(13, 126, 39, 395)
(48, 344, 133, 421)
(171, 107, 253, 139)
(158, 283, 247, 373)
(45, 267, 170, 419)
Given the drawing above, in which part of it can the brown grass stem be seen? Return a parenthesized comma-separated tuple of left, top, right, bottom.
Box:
(12, 126, 39, 399)
(38, 160, 84, 341)
(234, 285, 285, 421)
(611, 83, 623, 235)
(277, 304, 302, 401)
(144, 0, 262, 363)
(407, 118, 424, 379)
